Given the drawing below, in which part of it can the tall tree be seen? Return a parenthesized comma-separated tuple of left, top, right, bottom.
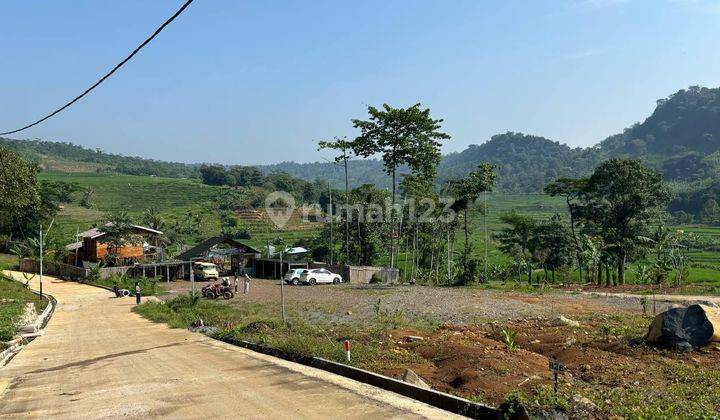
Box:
(495, 212, 538, 284)
(318, 136, 354, 264)
(534, 214, 575, 283)
(575, 159, 672, 284)
(351, 103, 450, 268)
(544, 177, 587, 281)
(0, 146, 53, 240)
(446, 163, 497, 279)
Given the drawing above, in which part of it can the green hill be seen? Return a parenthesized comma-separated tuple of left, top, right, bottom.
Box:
(600, 86, 720, 156)
(6, 85, 720, 194)
(0, 137, 197, 178)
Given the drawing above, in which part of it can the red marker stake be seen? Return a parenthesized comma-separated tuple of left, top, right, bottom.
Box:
(343, 339, 351, 362)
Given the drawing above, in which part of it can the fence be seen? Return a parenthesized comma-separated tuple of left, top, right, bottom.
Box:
(308, 263, 399, 284)
(20, 259, 88, 280)
(19, 259, 193, 281)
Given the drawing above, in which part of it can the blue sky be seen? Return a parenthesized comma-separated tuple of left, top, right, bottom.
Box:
(2, 0, 720, 164)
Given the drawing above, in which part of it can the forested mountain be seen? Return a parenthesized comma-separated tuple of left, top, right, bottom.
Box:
(438, 132, 601, 192)
(257, 160, 392, 189)
(600, 86, 720, 156)
(5, 85, 720, 196)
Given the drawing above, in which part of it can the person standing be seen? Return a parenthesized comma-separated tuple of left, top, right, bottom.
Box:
(243, 270, 250, 295)
(135, 282, 141, 305)
(233, 270, 239, 293)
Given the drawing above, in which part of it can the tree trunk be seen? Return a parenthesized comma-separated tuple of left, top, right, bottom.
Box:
(344, 156, 350, 265)
(618, 251, 626, 285)
(527, 265, 532, 285)
(568, 199, 583, 283)
(463, 208, 469, 267)
(597, 263, 603, 286)
(390, 168, 396, 268)
(605, 265, 611, 287)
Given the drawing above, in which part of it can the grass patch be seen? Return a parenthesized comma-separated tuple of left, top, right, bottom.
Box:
(584, 365, 720, 418)
(503, 385, 571, 416)
(0, 275, 47, 341)
(84, 272, 162, 296)
(134, 293, 426, 372)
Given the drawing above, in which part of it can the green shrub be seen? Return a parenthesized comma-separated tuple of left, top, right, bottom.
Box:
(372, 298, 405, 329)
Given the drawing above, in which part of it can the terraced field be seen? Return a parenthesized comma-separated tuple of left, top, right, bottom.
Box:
(37, 172, 320, 252)
(36, 172, 720, 284)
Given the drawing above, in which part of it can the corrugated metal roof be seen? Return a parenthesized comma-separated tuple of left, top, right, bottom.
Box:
(175, 237, 260, 261)
(79, 223, 163, 239)
(65, 241, 83, 251)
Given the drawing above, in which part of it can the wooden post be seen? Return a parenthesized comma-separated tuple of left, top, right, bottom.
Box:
(181, 264, 185, 280)
(143, 266, 146, 278)
(154, 265, 157, 278)
(166, 265, 170, 282)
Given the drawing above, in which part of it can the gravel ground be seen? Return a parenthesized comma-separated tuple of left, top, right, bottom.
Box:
(160, 279, 677, 326)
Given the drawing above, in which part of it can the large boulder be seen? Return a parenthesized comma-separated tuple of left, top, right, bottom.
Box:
(646, 304, 720, 350)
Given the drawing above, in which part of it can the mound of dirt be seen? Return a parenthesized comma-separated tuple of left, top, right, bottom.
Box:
(241, 321, 274, 333)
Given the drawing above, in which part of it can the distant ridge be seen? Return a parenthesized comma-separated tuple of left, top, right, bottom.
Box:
(4, 85, 720, 192)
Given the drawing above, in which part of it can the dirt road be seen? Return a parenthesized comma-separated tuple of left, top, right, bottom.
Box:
(0, 271, 456, 419)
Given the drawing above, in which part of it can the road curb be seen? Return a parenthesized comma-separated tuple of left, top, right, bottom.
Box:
(219, 337, 500, 419)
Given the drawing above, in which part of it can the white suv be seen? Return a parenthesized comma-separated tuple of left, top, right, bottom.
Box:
(299, 268, 343, 285)
(284, 269, 306, 285)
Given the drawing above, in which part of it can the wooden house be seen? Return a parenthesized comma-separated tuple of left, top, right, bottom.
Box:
(65, 224, 163, 265)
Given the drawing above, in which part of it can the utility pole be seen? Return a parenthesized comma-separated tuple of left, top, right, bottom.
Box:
(39, 226, 43, 300)
(318, 138, 352, 265)
(190, 262, 195, 295)
(328, 182, 333, 265)
(74, 227, 79, 266)
(484, 190, 488, 282)
(279, 249, 286, 323)
(447, 229, 451, 282)
(342, 145, 350, 265)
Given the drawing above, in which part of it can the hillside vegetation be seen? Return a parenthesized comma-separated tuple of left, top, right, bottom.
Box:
(7, 86, 720, 196)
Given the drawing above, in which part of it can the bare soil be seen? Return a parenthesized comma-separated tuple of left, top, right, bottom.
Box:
(159, 279, 720, 414)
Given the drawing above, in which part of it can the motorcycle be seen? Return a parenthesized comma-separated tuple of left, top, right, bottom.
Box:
(201, 282, 234, 299)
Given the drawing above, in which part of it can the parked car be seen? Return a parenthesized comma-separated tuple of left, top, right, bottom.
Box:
(299, 268, 342, 285)
(284, 268, 306, 285)
(193, 262, 219, 281)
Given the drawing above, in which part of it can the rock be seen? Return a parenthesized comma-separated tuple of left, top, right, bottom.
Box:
(346, 311, 352, 315)
(18, 302, 37, 325)
(530, 339, 541, 344)
(564, 337, 577, 346)
(404, 335, 424, 342)
(675, 341, 694, 352)
(552, 315, 580, 328)
(17, 302, 39, 334)
(684, 300, 719, 309)
(580, 364, 591, 372)
(401, 369, 429, 389)
(572, 395, 597, 410)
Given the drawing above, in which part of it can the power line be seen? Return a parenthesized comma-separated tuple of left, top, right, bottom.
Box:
(0, 0, 195, 136)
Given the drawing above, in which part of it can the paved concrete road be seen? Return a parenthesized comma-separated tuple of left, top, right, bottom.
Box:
(0, 271, 456, 419)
